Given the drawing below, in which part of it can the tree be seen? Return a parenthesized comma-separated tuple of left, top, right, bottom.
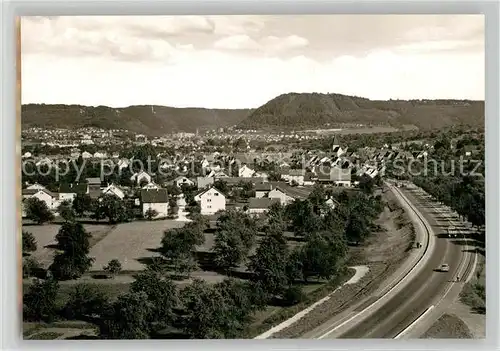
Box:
(23, 278, 59, 322)
(216, 210, 258, 252)
(23, 257, 42, 278)
(172, 252, 198, 278)
(249, 229, 289, 295)
(130, 270, 178, 331)
(58, 200, 75, 222)
(93, 194, 129, 224)
(22, 230, 37, 254)
(72, 193, 92, 217)
(103, 259, 122, 278)
(298, 231, 347, 282)
(212, 229, 246, 273)
(99, 291, 154, 339)
(161, 221, 205, 262)
(49, 222, 94, 280)
(358, 174, 375, 195)
(180, 279, 238, 338)
(144, 208, 158, 220)
(267, 202, 287, 230)
(25, 197, 54, 224)
(62, 283, 108, 319)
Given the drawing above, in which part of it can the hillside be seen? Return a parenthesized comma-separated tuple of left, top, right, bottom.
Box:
(21, 104, 253, 136)
(237, 93, 484, 130)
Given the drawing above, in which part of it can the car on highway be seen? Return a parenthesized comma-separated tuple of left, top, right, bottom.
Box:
(437, 263, 450, 272)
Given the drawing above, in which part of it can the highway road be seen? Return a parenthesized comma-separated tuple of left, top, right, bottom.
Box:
(312, 182, 476, 339)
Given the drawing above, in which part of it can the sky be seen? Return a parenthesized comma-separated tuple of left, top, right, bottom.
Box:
(21, 15, 485, 109)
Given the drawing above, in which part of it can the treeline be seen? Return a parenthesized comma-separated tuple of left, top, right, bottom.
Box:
(23, 183, 385, 339)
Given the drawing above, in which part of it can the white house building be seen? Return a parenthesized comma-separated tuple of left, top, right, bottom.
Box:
(140, 188, 169, 219)
(102, 184, 126, 200)
(248, 198, 281, 216)
(255, 183, 273, 198)
(26, 183, 46, 191)
(284, 169, 306, 185)
(58, 183, 89, 202)
(131, 170, 152, 185)
(174, 176, 195, 188)
(268, 187, 295, 205)
(142, 182, 160, 190)
(238, 165, 255, 178)
(22, 188, 58, 210)
(195, 186, 226, 215)
(81, 151, 93, 159)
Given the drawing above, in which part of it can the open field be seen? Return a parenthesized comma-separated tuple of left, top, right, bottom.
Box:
(22, 224, 114, 268)
(89, 220, 186, 271)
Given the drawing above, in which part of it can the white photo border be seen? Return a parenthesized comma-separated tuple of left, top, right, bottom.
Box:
(1, 0, 498, 350)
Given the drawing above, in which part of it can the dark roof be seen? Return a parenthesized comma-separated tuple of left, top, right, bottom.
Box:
(255, 183, 273, 192)
(86, 177, 101, 185)
(248, 197, 280, 209)
(59, 183, 88, 194)
(140, 189, 169, 203)
(288, 169, 306, 177)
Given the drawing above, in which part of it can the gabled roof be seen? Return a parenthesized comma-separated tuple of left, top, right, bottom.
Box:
(140, 188, 169, 203)
(248, 197, 280, 209)
(22, 188, 57, 198)
(59, 183, 88, 194)
(196, 186, 227, 199)
(255, 183, 273, 191)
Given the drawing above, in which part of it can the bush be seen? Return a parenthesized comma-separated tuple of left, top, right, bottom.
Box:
(103, 259, 122, 277)
(281, 285, 306, 306)
(23, 257, 44, 278)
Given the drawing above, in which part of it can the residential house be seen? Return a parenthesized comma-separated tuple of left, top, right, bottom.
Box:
(26, 183, 46, 191)
(326, 198, 340, 211)
(81, 151, 93, 159)
(238, 164, 255, 178)
(330, 166, 352, 187)
(286, 169, 306, 185)
(174, 176, 195, 188)
(195, 186, 226, 215)
(255, 183, 273, 198)
(35, 157, 52, 167)
(197, 176, 215, 190)
(130, 170, 152, 186)
(22, 152, 32, 159)
(102, 184, 126, 200)
(117, 158, 131, 170)
(268, 187, 295, 205)
(58, 183, 89, 202)
(142, 182, 160, 190)
(140, 188, 169, 219)
(22, 188, 58, 210)
(317, 167, 352, 187)
(304, 172, 315, 186)
(86, 177, 102, 199)
(207, 169, 229, 178)
(247, 198, 281, 216)
(93, 152, 106, 159)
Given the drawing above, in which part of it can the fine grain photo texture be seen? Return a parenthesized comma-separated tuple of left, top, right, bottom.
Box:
(19, 15, 485, 340)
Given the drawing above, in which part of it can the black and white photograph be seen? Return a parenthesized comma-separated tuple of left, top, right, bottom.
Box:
(19, 15, 485, 340)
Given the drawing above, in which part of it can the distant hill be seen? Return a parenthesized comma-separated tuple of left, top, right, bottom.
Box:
(21, 104, 253, 136)
(238, 93, 484, 130)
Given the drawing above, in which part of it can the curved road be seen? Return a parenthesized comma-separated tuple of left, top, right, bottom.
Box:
(322, 183, 474, 338)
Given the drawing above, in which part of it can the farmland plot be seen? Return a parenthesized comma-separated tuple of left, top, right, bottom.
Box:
(89, 220, 186, 271)
(22, 224, 111, 268)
